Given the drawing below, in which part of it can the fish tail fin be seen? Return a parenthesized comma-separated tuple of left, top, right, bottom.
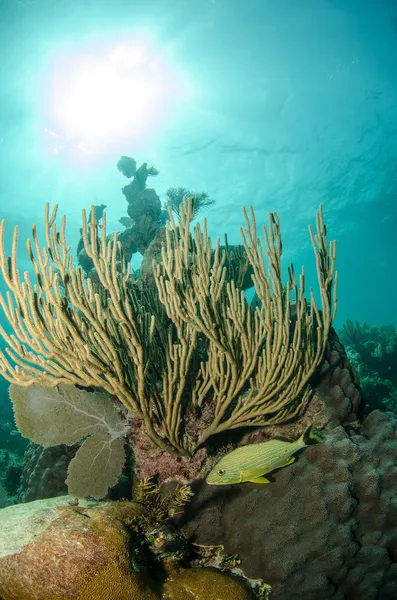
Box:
(300, 419, 325, 446)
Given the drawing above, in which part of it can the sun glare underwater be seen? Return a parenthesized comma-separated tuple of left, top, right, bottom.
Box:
(40, 35, 189, 163)
(0, 1, 397, 600)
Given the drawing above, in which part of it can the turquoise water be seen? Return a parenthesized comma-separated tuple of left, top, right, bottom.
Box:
(0, 1, 396, 599)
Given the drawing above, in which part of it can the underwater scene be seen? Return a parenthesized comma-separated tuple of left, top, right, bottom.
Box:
(0, 0, 396, 598)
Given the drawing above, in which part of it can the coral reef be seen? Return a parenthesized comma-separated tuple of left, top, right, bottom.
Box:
(117, 158, 166, 258)
(78, 157, 217, 277)
(0, 496, 160, 600)
(140, 226, 167, 286)
(17, 443, 77, 502)
(10, 384, 128, 499)
(340, 319, 397, 415)
(165, 186, 215, 218)
(116, 160, 217, 259)
(129, 414, 208, 484)
(0, 482, 8, 508)
(162, 568, 257, 599)
(13, 327, 362, 498)
(0, 376, 27, 505)
(130, 329, 361, 484)
(17, 441, 134, 504)
(117, 155, 138, 178)
(4, 156, 397, 599)
(340, 320, 397, 384)
(0, 495, 261, 600)
(0, 455, 23, 507)
(178, 409, 397, 600)
(0, 197, 338, 499)
(78, 158, 159, 275)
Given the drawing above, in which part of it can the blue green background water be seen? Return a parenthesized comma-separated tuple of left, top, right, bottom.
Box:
(0, 0, 395, 336)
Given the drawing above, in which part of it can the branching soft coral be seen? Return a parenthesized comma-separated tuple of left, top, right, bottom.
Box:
(0, 199, 337, 459)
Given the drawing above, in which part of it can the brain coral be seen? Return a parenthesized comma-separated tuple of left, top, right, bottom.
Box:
(162, 567, 256, 599)
(180, 410, 397, 600)
(0, 499, 159, 600)
(0, 496, 258, 600)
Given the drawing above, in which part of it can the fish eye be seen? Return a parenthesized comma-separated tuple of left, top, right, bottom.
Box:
(217, 468, 226, 476)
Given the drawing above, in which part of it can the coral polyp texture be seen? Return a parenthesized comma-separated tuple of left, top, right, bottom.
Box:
(18, 442, 77, 503)
(340, 319, 397, 415)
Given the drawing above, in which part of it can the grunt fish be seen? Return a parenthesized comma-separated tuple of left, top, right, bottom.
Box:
(206, 423, 322, 485)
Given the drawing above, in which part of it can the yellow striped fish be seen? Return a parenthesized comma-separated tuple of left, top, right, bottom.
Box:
(206, 423, 321, 485)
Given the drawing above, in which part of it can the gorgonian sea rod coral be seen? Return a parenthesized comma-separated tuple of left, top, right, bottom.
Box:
(0, 199, 337, 461)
